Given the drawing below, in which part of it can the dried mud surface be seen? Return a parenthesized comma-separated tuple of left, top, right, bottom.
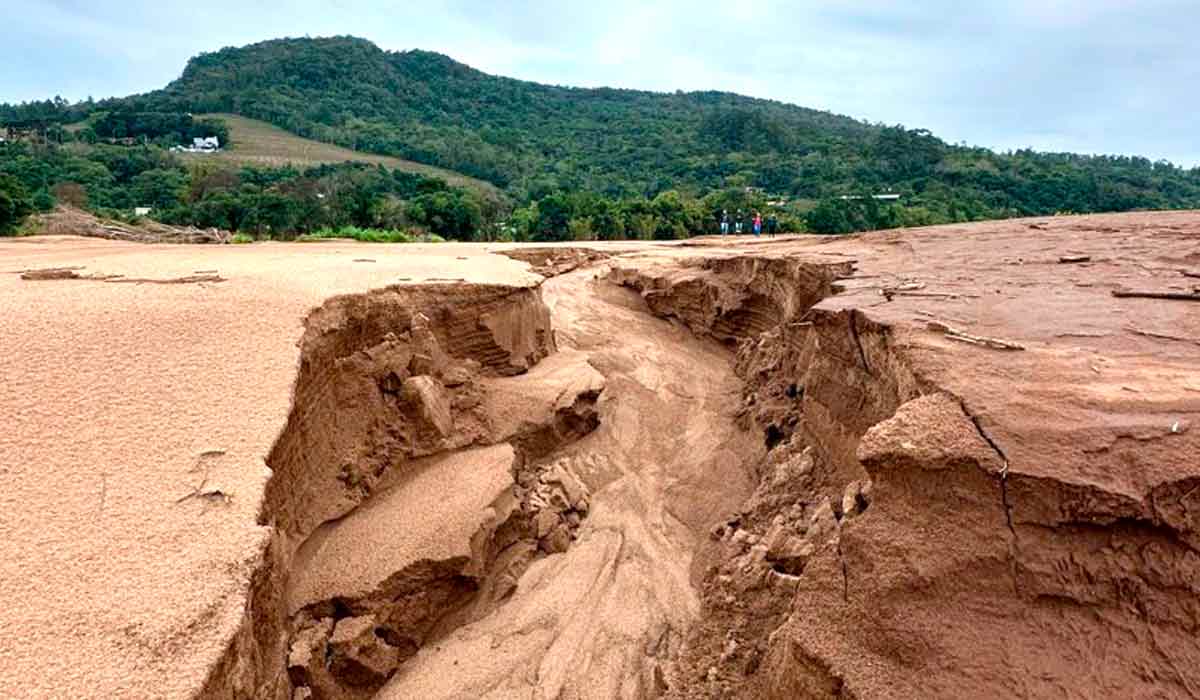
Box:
(2, 211, 1199, 699)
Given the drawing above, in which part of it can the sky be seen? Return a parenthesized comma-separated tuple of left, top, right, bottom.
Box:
(3, 1, 1198, 166)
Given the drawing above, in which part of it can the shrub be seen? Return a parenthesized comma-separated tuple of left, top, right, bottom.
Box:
(298, 225, 445, 243)
(0, 174, 34, 235)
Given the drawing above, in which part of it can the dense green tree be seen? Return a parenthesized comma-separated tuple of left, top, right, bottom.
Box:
(531, 193, 573, 242)
(0, 174, 34, 234)
(243, 191, 301, 234)
(131, 168, 187, 209)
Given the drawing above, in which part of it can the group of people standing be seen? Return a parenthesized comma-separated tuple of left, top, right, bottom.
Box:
(719, 209, 778, 236)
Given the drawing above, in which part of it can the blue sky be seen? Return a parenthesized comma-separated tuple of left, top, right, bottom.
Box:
(4, 1, 1198, 166)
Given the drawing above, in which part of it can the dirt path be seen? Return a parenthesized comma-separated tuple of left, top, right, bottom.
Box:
(377, 266, 763, 698)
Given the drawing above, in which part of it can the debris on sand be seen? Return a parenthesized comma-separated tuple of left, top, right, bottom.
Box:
(1113, 288, 1200, 301)
(29, 205, 231, 244)
(18, 267, 92, 281)
(19, 267, 224, 284)
(1125, 326, 1200, 345)
(926, 321, 1026, 350)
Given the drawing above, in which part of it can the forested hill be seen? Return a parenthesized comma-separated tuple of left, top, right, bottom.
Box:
(110, 36, 1200, 221)
(4, 35, 1200, 237)
(124, 36, 876, 197)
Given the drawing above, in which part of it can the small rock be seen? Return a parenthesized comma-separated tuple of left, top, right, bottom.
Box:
(720, 636, 739, 663)
(710, 523, 727, 541)
(763, 524, 791, 557)
(565, 511, 582, 528)
(452, 391, 482, 410)
(408, 313, 450, 376)
(546, 486, 572, 512)
(545, 464, 589, 507)
(807, 497, 838, 545)
(292, 688, 313, 700)
(540, 523, 572, 554)
(441, 364, 472, 388)
(535, 509, 560, 538)
(287, 619, 334, 688)
(400, 375, 453, 437)
(749, 543, 768, 564)
(841, 480, 871, 520)
(328, 615, 401, 687)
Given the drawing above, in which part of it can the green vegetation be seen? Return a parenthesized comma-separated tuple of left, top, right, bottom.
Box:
(89, 111, 228, 146)
(0, 173, 34, 234)
(4, 35, 1200, 238)
(506, 187, 803, 241)
(0, 141, 491, 240)
(298, 225, 446, 243)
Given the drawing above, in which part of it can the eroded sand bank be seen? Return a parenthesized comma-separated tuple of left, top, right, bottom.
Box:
(2, 212, 1199, 699)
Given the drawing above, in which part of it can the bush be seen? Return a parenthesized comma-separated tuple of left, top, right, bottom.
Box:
(0, 174, 34, 235)
(298, 225, 446, 243)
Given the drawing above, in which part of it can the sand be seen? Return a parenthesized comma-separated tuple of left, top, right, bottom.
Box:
(1, 211, 1198, 699)
(0, 237, 534, 698)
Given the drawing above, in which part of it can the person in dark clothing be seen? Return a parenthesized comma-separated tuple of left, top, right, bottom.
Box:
(720, 209, 730, 235)
(767, 214, 778, 236)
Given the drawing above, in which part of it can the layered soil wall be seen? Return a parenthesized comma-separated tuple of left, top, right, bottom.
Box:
(612, 253, 1200, 699)
(197, 281, 605, 700)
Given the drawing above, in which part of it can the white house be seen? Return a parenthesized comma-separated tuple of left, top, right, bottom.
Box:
(134, 207, 152, 217)
(172, 136, 221, 154)
(192, 136, 220, 151)
(838, 194, 902, 201)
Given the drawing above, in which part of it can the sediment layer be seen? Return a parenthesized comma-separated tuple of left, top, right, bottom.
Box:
(199, 280, 605, 700)
(610, 235, 1200, 699)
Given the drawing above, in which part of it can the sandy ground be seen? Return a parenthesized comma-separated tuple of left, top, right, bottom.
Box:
(0, 237, 536, 698)
(2, 211, 1198, 698)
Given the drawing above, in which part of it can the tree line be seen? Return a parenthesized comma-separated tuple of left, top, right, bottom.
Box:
(0, 139, 799, 241)
(0, 142, 487, 238)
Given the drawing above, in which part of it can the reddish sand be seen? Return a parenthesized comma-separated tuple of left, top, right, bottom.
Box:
(0, 237, 536, 698)
(1, 212, 1198, 699)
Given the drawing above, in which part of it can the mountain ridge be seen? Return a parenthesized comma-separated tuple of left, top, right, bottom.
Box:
(4, 35, 1200, 236)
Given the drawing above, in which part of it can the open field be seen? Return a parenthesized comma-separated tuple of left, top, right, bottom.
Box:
(3, 213, 1199, 698)
(185, 114, 503, 200)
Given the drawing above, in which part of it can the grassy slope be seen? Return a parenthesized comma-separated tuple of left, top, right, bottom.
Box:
(185, 113, 502, 200)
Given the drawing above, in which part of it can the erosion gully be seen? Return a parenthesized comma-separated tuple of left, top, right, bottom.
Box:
(203, 253, 782, 700)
